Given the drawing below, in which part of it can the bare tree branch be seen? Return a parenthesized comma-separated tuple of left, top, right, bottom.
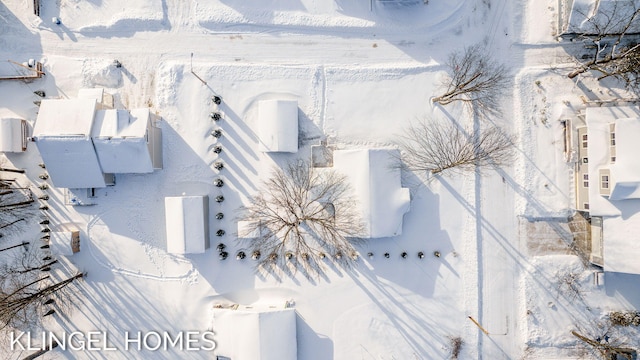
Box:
(397, 117, 514, 177)
(237, 161, 365, 277)
(433, 43, 510, 117)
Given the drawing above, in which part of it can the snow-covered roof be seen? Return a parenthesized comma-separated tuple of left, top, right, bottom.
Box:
(212, 308, 297, 360)
(603, 210, 640, 274)
(77, 88, 104, 102)
(36, 137, 107, 188)
(258, 99, 298, 153)
(0, 118, 25, 152)
(332, 149, 410, 238)
(50, 231, 79, 256)
(609, 117, 640, 200)
(566, 0, 640, 35)
(92, 109, 153, 173)
(165, 196, 209, 254)
(33, 99, 97, 137)
(33, 98, 106, 188)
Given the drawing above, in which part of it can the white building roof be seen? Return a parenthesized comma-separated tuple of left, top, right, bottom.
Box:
(332, 149, 410, 238)
(33, 99, 97, 136)
(33, 98, 106, 188)
(92, 109, 153, 173)
(165, 196, 209, 254)
(212, 308, 297, 360)
(258, 99, 298, 153)
(0, 118, 24, 152)
(36, 137, 106, 188)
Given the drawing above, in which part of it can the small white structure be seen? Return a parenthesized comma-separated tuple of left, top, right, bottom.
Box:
(165, 196, 209, 255)
(92, 109, 162, 173)
(577, 105, 640, 274)
(258, 99, 298, 153)
(212, 308, 297, 360)
(0, 118, 27, 152)
(332, 149, 411, 238)
(77, 88, 114, 110)
(33, 99, 107, 189)
(50, 230, 81, 256)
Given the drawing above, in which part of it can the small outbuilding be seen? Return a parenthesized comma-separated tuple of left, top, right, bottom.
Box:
(332, 148, 411, 238)
(165, 196, 210, 255)
(0, 118, 27, 152)
(257, 99, 298, 153)
(50, 230, 81, 256)
(212, 308, 297, 360)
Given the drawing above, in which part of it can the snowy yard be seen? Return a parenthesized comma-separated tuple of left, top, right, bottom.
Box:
(2, 0, 640, 359)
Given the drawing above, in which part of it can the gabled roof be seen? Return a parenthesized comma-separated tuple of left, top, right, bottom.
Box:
(92, 109, 153, 173)
(332, 148, 410, 238)
(258, 99, 298, 153)
(0, 118, 25, 152)
(165, 196, 209, 254)
(212, 308, 297, 360)
(33, 99, 96, 136)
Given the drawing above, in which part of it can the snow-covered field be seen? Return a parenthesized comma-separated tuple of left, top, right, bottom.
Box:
(2, 0, 640, 359)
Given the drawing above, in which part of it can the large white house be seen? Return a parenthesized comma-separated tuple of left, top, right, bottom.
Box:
(33, 90, 162, 189)
(575, 105, 640, 274)
(332, 148, 411, 238)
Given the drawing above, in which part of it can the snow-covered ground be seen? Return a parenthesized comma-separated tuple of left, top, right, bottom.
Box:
(2, 0, 640, 359)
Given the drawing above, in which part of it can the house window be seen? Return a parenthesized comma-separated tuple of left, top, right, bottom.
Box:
(582, 134, 588, 148)
(601, 175, 609, 189)
(611, 156, 616, 163)
(583, 157, 588, 164)
(583, 174, 589, 188)
(610, 132, 616, 146)
(584, 203, 590, 210)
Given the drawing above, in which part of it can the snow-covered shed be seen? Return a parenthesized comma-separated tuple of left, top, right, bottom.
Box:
(258, 99, 298, 153)
(91, 108, 162, 173)
(165, 196, 209, 255)
(50, 230, 80, 256)
(332, 149, 411, 238)
(0, 118, 27, 152)
(578, 105, 640, 274)
(212, 308, 297, 360)
(33, 99, 107, 189)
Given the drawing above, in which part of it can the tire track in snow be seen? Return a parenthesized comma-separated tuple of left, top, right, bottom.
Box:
(86, 211, 199, 283)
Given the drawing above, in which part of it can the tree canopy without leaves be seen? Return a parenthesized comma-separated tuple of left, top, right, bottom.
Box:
(433, 43, 509, 117)
(238, 161, 364, 276)
(567, 1, 640, 92)
(398, 118, 514, 176)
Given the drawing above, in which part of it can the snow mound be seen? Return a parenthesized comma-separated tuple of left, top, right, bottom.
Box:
(82, 59, 122, 88)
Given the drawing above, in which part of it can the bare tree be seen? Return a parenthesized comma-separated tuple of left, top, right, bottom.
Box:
(566, 1, 640, 92)
(0, 243, 83, 331)
(572, 330, 637, 360)
(433, 43, 509, 117)
(0, 179, 35, 236)
(397, 118, 514, 176)
(237, 161, 364, 276)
